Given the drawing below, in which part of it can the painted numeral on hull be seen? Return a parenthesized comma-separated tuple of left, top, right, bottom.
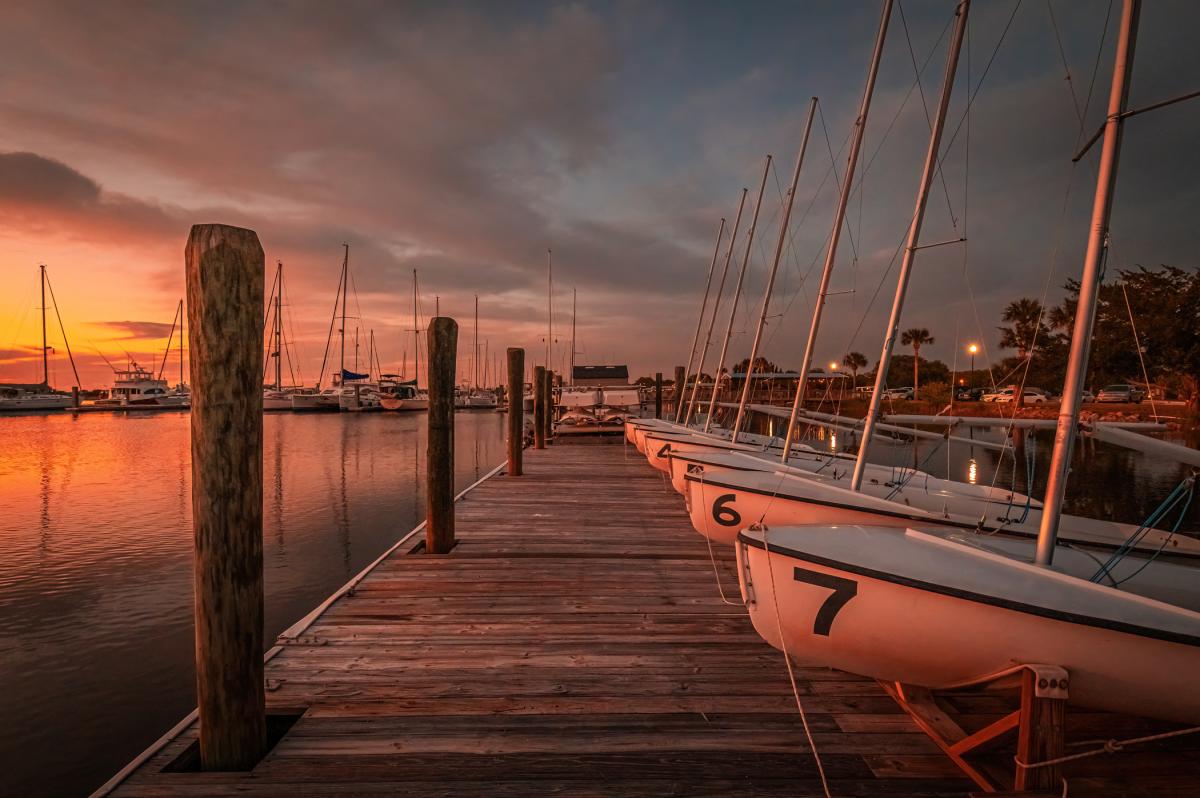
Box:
(712, 493, 741, 527)
(792, 567, 857, 636)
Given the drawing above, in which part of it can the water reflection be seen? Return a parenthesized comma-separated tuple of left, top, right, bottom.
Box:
(967, 457, 978, 485)
(0, 410, 506, 798)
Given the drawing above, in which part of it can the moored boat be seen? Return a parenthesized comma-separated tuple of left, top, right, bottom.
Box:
(736, 524, 1200, 723)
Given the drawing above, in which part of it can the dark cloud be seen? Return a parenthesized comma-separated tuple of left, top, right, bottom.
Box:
(88, 320, 177, 340)
(1, 0, 1198, 384)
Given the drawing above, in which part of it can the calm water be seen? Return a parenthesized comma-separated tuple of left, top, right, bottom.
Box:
(2, 411, 1197, 796)
(0, 411, 506, 797)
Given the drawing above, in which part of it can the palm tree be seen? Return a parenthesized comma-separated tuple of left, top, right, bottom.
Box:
(842, 351, 868, 386)
(999, 298, 1047, 359)
(900, 328, 934, 399)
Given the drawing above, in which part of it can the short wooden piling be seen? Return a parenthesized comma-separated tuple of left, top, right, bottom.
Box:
(673, 365, 685, 418)
(71, 386, 80, 408)
(426, 317, 457, 554)
(543, 369, 554, 443)
(532, 365, 546, 450)
(1016, 669, 1066, 789)
(506, 348, 523, 476)
(185, 223, 266, 771)
(654, 372, 663, 419)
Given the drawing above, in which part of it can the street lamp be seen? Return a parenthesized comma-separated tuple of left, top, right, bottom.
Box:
(967, 343, 978, 388)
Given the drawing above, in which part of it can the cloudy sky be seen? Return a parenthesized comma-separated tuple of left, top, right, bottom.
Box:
(1, 0, 1197, 388)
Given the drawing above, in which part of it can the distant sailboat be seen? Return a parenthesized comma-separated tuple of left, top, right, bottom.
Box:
(381, 270, 429, 411)
(292, 246, 350, 412)
(0, 265, 78, 412)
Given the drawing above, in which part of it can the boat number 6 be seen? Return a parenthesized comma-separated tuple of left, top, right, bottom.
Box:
(792, 567, 858, 636)
(712, 494, 742, 527)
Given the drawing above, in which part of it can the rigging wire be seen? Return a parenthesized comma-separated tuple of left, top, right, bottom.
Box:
(43, 270, 83, 389)
(898, 0, 959, 227)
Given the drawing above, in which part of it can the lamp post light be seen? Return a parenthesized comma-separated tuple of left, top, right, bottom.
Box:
(967, 343, 978, 388)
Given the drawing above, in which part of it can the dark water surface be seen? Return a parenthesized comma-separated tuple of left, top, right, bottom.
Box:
(774, 416, 1200, 528)
(0, 411, 506, 797)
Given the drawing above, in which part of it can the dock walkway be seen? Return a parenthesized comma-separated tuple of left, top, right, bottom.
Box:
(102, 441, 980, 796)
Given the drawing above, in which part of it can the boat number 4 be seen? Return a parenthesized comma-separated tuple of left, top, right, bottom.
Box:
(792, 567, 857, 636)
(712, 494, 742, 527)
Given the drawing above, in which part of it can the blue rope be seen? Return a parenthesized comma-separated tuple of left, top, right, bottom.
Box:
(1090, 476, 1196, 584)
(886, 434, 946, 500)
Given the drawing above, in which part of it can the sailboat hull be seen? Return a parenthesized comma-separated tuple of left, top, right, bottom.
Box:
(737, 525, 1200, 724)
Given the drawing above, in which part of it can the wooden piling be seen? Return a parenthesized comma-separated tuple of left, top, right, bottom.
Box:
(71, 386, 80, 408)
(532, 365, 546, 450)
(426, 317, 457, 554)
(673, 365, 685, 417)
(1016, 669, 1066, 789)
(185, 223, 266, 771)
(654, 372, 663, 419)
(506, 348, 523, 476)
(543, 369, 554, 443)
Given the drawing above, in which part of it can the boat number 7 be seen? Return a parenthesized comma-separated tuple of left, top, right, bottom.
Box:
(792, 567, 857, 636)
(712, 493, 742, 527)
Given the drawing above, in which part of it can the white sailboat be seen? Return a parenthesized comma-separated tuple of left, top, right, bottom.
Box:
(737, 0, 1200, 728)
(382, 269, 430, 411)
(293, 246, 351, 412)
(0, 265, 79, 412)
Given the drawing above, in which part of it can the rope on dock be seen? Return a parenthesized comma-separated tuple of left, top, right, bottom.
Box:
(1015, 724, 1200, 771)
(761, 525, 833, 798)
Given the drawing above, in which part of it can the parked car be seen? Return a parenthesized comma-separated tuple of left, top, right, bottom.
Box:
(1081, 389, 1095, 403)
(982, 387, 1051, 404)
(1096, 384, 1145, 403)
(955, 387, 987, 401)
(881, 387, 914, 400)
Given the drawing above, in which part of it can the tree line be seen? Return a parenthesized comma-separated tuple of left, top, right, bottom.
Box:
(643, 265, 1200, 411)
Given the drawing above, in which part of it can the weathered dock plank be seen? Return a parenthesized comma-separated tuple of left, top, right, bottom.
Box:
(99, 442, 975, 796)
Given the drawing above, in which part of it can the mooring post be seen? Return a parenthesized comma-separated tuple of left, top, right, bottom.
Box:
(71, 385, 80, 408)
(543, 369, 555, 443)
(186, 223, 266, 771)
(426, 317, 457, 554)
(533, 365, 546, 449)
(673, 365, 685, 417)
(654, 373, 663, 419)
(507, 348, 524, 476)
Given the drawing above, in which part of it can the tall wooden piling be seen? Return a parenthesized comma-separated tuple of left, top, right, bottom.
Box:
(426, 317, 457, 554)
(533, 365, 546, 450)
(507, 348, 524, 476)
(543, 369, 554, 443)
(673, 365, 685, 418)
(654, 373, 663, 419)
(185, 223, 266, 771)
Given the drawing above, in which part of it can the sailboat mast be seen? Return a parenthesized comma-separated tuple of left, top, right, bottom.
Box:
(275, 262, 283, 390)
(40, 263, 48, 388)
(546, 249, 553, 373)
(676, 218, 726, 421)
(339, 244, 349, 384)
(782, 0, 893, 459)
(732, 98, 818, 438)
(703, 155, 772, 434)
(474, 295, 480, 390)
(413, 269, 420, 389)
(685, 191, 747, 424)
(570, 288, 577, 387)
(850, 0, 970, 490)
(1036, 0, 1140, 566)
(179, 298, 185, 388)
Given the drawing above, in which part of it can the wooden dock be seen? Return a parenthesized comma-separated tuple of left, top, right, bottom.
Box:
(95, 439, 1199, 796)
